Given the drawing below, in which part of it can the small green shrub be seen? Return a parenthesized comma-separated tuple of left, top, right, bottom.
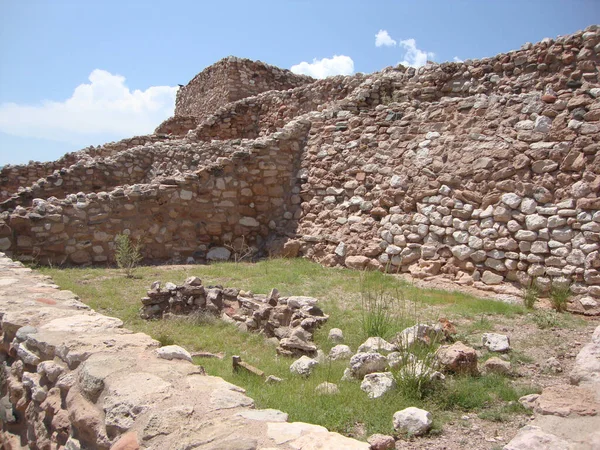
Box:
(156, 332, 175, 347)
(522, 278, 539, 309)
(549, 283, 571, 312)
(532, 310, 561, 329)
(114, 234, 142, 277)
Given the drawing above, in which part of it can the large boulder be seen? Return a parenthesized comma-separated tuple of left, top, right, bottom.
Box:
(392, 407, 432, 436)
(435, 342, 478, 374)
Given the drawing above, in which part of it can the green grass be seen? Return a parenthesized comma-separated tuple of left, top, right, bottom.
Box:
(530, 309, 586, 330)
(549, 284, 571, 313)
(39, 258, 535, 437)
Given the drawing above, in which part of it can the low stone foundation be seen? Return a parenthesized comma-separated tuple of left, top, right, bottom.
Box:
(140, 277, 328, 357)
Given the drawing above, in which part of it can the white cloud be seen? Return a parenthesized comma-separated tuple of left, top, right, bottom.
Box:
(398, 39, 435, 68)
(0, 70, 177, 145)
(375, 29, 397, 47)
(453, 56, 464, 63)
(290, 55, 354, 79)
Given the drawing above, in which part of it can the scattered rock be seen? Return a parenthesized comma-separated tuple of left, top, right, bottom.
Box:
(503, 425, 572, 450)
(315, 382, 340, 395)
(329, 344, 353, 361)
(395, 324, 441, 348)
(482, 333, 511, 352)
(360, 372, 396, 399)
(265, 375, 283, 384)
(206, 247, 231, 261)
(367, 433, 395, 450)
(543, 357, 562, 373)
(392, 407, 432, 436)
(483, 357, 512, 375)
(290, 355, 318, 377)
(436, 342, 478, 374)
(349, 352, 388, 379)
(358, 337, 397, 354)
(156, 345, 193, 362)
(328, 328, 344, 343)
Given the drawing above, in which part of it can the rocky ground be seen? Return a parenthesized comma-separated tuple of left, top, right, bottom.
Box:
(386, 280, 600, 450)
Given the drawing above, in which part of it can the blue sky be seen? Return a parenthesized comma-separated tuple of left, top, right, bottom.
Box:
(1, 0, 599, 166)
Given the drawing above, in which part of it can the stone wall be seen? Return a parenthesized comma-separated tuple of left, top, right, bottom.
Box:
(172, 56, 313, 125)
(1, 26, 600, 306)
(0, 120, 310, 265)
(0, 134, 171, 203)
(191, 73, 366, 142)
(0, 254, 369, 450)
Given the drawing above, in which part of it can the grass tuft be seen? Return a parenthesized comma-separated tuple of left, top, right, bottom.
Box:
(549, 283, 571, 313)
(522, 279, 539, 310)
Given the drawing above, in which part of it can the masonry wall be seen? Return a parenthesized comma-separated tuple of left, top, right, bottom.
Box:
(173, 57, 313, 124)
(0, 120, 310, 265)
(0, 135, 171, 203)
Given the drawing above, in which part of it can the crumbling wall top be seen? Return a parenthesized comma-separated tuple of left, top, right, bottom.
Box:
(173, 56, 314, 122)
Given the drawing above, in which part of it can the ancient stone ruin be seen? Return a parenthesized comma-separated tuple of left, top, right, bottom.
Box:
(140, 277, 328, 356)
(1, 26, 600, 313)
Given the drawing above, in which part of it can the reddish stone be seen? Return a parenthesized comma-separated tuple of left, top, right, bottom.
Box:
(110, 432, 140, 450)
(36, 298, 57, 305)
(541, 94, 557, 103)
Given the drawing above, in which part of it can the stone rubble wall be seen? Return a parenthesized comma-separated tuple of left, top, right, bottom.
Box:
(0, 254, 370, 450)
(154, 115, 198, 136)
(0, 120, 310, 265)
(172, 56, 314, 125)
(140, 278, 328, 357)
(1, 26, 599, 304)
(0, 134, 172, 203)
(190, 73, 367, 142)
(1, 133, 266, 210)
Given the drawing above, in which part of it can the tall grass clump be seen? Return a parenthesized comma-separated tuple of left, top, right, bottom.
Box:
(522, 278, 539, 309)
(392, 335, 443, 400)
(359, 270, 410, 340)
(549, 282, 571, 313)
(114, 234, 142, 278)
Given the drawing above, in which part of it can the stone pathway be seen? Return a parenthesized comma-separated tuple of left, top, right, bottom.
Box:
(504, 324, 600, 450)
(0, 253, 369, 450)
